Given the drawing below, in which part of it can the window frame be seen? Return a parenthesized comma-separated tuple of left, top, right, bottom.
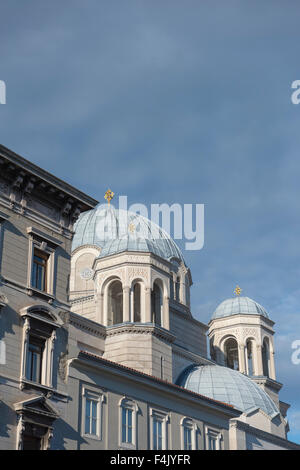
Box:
(118, 397, 139, 450)
(180, 417, 197, 450)
(81, 385, 105, 441)
(19, 305, 62, 392)
(32, 248, 49, 292)
(205, 426, 223, 450)
(27, 227, 61, 298)
(149, 407, 169, 451)
(26, 334, 45, 383)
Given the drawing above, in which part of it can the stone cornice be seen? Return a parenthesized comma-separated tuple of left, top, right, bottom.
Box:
(172, 343, 214, 365)
(252, 376, 283, 392)
(26, 226, 62, 246)
(0, 210, 9, 222)
(106, 323, 176, 343)
(0, 144, 98, 210)
(171, 306, 209, 331)
(69, 311, 106, 338)
(70, 294, 95, 305)
(0, 291, 8, 311)
(230, 419, 300, 449)
(0, 144, 98, 237)
(209, 316, 275, 338)
(94, 251, 172, 275)
(73, 352, 241, 418)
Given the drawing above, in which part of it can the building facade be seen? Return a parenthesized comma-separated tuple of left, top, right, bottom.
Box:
(0, 144, 299, 450)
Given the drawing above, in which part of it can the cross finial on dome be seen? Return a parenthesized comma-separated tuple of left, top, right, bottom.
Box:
(234, 285, 242, 296)
(104, 189, 114, 205)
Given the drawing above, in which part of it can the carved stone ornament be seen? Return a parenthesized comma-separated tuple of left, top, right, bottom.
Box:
(127, 267, 149, 282)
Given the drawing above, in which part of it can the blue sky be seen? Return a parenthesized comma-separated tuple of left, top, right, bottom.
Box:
(1, 0, 300, 443)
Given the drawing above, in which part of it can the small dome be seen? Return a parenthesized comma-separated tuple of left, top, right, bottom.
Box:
(211, 296, 269, 320)
(72, 204, 185, 263)
(177, 364, 279, 418)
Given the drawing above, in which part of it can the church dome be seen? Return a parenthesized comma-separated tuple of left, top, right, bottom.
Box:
(211, 296, 269, 320)
(176, 364, 279, 418)
(72, 204, 185, 263)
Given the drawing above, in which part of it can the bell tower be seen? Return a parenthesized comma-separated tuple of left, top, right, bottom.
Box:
(208, 287, 285, 409)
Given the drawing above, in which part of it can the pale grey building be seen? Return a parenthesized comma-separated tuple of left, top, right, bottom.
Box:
(0, 144, 299, 450)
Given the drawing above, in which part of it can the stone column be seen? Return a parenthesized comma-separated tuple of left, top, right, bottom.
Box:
(256, 344, 263, 376)
(95, 292, 104, 324)
(48, 330, 56, 387)
(20, 318, 30, 382)
(238, 344, 246, 374)
(270, 351, 276, 380)
(145, 287, 152, 323)
(163, 296, 170, 330)
(123, 286, 130, 322)
(16, 414, 25, 450)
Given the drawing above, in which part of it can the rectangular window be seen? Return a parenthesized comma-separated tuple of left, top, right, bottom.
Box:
(32, 249, 49, 292)
(184, 426, 192, 450)
(208, 435, 217, 450)
(153, 416, 163, 450)
(26, 336, 45, 383)
(85, 397, 98, 436)
(23, 435, 42, 451)
(205, 427, 222, 450)
(122, 407, 133, 444)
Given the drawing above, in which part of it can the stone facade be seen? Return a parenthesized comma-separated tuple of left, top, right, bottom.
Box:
(0, 144, 299, 451)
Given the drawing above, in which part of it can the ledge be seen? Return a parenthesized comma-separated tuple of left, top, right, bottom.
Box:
(26, 226, 62, 246)
(106, 323, 176, 343)
(0, 210, 9, 222)
(27, 286, 55, 304)
(19, 379, 69, 400)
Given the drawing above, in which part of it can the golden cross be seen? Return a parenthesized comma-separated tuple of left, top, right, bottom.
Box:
(234, 285, 242, 296)
(128, 222, 136, 233)
(104, 189, 114, 205)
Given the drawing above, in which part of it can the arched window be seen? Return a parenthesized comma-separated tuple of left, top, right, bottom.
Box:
(262, 338, 270, 377)
(133, 283, 141, 323)
(107, 280, 123, 325)
(224, 338, 239, 370)
(175, 277, 180, 302)
(246, 339, 254, 376)
(151, 282, 162, 326)
(119, 397, 138, 449)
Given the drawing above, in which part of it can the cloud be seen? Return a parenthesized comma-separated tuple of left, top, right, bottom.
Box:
(0, 0, 300, 440)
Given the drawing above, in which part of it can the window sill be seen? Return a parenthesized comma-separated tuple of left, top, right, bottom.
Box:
(27, 287, 55, 304)
(82, 433, 102, 441)
(119, 443, 136, 450)
(20, 379, 68, 400)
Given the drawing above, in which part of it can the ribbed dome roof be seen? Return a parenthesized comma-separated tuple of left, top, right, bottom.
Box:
(72, 204, 185, 263)
(211, 296, 269, 320)
(177, 364, 279, 418)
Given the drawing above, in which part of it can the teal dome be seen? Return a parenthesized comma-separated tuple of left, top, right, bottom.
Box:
(177, 364, 279, 418)
(72, 204, 185, 263)
(211, 296, 269, 320)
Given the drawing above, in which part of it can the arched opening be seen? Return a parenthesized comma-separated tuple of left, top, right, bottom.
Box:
(151, 282, 162, 326)
(175, 277, 180, 302)
(262, 338, 270, 377)
(107, 280, 123, 325)
(133, 283, 141, 323)
(224, 338, 239, 370)
(246, 339, 254, 376)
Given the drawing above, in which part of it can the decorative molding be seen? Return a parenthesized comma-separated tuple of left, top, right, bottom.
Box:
(70, 294, 95, 305)
(106, 323, 176, 343)
(69, 313, 106, 339)
(0, 292, 8, 312)
(26, 226, 62, 246)
(127, 266, 149, 282)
